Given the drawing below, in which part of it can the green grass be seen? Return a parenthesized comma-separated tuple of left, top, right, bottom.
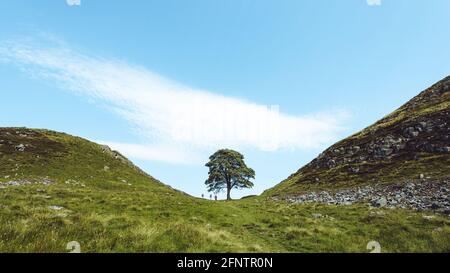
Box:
(1, 184, 449, 253)
(0, 128, 449, 253)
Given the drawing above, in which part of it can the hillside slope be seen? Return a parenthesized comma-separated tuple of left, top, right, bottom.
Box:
(1, 128, 449, 252)
(0, 128, 277, 252)
(0, 128, 181, 194)
(266, 76, 450, 196)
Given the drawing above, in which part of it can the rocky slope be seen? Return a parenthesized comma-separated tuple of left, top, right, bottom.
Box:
(266, 76, 450, 206)
(280, 179, 450, 214)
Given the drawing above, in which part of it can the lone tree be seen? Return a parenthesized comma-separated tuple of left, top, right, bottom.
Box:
(205, 149, 255, 200)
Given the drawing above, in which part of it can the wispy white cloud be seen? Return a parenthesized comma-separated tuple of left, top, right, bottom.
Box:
(98, 141, 201, 165)
(0, 37, 349, 164)
(367, 0, 382, 6)
(67, 0, 81, 6)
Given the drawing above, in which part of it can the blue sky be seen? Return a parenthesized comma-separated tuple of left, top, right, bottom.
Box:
(0, 0, 449, 199)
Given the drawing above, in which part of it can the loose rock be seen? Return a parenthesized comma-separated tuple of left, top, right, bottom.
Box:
(282, 179, 450, 213)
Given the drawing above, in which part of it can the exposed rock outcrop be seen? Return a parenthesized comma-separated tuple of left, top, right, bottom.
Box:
(277, 178, 450, 213)
(267, 76, 450, 199)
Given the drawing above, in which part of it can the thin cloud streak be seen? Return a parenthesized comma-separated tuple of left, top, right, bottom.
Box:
(0, 37, 349, 164)
(98, 141, 202, 165)
(367, 0, 382, 6)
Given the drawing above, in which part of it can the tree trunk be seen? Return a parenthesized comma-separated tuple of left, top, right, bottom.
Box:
(226, 187, 231, 200)
(226, 180, 231, 200)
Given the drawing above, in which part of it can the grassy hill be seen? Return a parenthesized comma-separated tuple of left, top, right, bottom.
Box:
(0, 127, 449, 252)
(265, 76, 450, 196)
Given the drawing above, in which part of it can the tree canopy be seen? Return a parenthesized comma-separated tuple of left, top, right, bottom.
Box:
(205, 149, 255, 200)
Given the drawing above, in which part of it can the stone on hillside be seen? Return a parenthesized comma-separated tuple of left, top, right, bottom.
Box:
(15, 144, 26, 152)
(48, 205, 64, 211)
(349, 167, 360, 174)
(430, 202, 441, 210)
(372, 197, 387, 208)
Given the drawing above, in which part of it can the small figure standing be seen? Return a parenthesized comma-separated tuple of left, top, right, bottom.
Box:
(201, 194, 204, 199)
(214, 195, 218, 201)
